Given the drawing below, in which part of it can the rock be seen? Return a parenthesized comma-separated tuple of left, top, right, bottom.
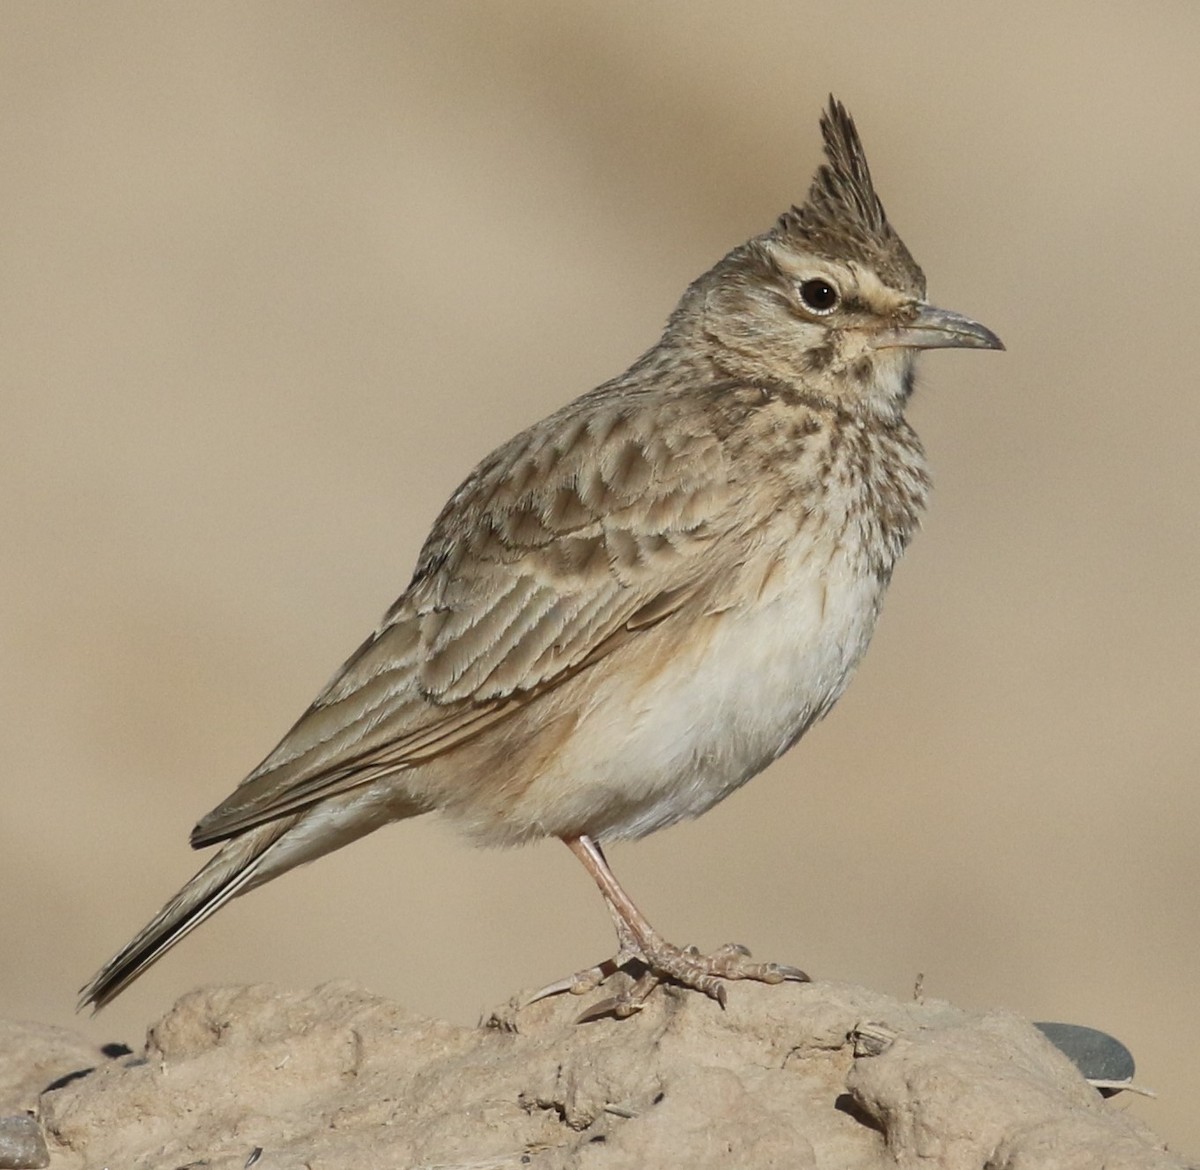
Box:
(0, 1114, 49, 1170)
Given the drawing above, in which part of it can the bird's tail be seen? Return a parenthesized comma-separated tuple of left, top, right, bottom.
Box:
(79, 814, 299, 1012)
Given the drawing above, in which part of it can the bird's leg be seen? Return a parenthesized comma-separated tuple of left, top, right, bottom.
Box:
(525, 834, 809, 1020)
(522, 844, 643, 1006)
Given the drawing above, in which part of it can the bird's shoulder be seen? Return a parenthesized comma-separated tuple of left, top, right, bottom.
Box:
(409, 371, 846, 589)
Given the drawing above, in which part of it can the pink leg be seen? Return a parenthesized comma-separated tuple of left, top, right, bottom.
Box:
(525, 834, 809, 1020)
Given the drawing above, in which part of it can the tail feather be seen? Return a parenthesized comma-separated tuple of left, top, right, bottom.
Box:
(79, 816, 297, 1012)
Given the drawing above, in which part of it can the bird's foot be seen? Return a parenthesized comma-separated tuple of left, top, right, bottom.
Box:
(521, 946, 642, 1006)
(525, 940, 809, 1022)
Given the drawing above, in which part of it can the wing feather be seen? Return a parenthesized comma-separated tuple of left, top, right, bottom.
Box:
(192, 390, 737, 847)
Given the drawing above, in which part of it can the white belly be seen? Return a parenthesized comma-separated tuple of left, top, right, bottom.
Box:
(521, 550, 884, 841)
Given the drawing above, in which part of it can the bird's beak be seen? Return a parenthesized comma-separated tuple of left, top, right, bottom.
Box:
(872, 304, 1004, 352)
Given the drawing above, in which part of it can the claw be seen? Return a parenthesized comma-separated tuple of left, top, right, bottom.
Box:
(574, 968, 661, 1022)
(712, 942, 753, 959)
(574, 996, 628, 1023)
(768, 963, 811, 984)
(521, 950, 637, 1007)
(521, 975, 588, 1007)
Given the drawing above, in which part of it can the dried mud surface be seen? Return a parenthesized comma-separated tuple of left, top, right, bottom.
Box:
(1, 979, 1186, 1170)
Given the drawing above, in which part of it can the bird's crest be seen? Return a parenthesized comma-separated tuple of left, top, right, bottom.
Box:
(776, 97, 925, 295)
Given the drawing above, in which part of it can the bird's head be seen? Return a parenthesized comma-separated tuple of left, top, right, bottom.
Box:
(681, 98, 1002, 416)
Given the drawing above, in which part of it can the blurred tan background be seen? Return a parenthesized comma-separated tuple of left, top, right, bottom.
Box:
(2, 0, 1198, 1154)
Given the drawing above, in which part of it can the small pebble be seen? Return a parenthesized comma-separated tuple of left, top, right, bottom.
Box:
(0, 1114, 49, 1170)
(1034, 1021, 1135, 1095)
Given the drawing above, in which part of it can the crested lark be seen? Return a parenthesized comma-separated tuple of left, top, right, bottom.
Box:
(82, 99, 1002, 1017)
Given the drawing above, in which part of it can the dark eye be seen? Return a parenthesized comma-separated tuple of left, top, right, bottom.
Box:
(799, 278, 839, 314)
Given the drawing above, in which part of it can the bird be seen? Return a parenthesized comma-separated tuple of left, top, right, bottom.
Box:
(81, 98, 1002, 1019)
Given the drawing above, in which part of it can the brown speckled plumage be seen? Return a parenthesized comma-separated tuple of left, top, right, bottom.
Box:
(82, 98, 1002, 1015)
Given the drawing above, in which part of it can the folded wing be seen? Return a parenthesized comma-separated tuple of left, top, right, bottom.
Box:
(191, 390, 735, 847)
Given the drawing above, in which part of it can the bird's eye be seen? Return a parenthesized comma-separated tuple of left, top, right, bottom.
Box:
(798, 278, 839, 314)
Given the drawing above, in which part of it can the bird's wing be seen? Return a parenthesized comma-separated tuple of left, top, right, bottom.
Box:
(190, 390, 739, 846)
